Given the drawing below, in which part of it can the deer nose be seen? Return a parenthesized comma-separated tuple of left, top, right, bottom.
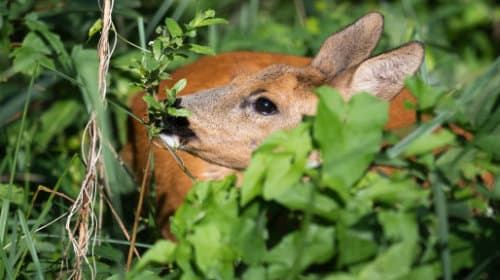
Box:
(152, 98, 194, 138)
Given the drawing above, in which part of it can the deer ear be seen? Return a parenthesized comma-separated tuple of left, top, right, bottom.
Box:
(310, 12, 384, 77)
(348, 42, 425, 100)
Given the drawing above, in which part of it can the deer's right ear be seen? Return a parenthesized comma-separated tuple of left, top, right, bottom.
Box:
(310, 12, 384, 77)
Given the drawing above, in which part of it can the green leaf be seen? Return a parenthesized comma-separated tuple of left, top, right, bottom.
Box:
(357, 178, 429, 209)
(337, 224, 378, 268)
(242, 266, 266, 280)
(151, 39, 162, 61)
(262, 153, 304, 200)
(457, 58, 500, 129)
(231, 205, 267, 265)
(274, 182, 339, 220)
(378, 211, 418, 243)
(0, 184, 24, 205)
(25, 18, 72, 73)
(358, 241, 416, 280)
(11, 32, 55, 76)
(188, 44, 215, 56)
(241, 153, 269, 205)
(142, 95, 164, 110)
(475, 132, 500, 158)
(142, 54, 161, 72)
(135, 240, 177, 271)
(265, 224, 335, 278)
(242, 123, 313, 203)
(165, 18, 183, 37)
(171, 78, 187, 94)
(402, 265, 436, 280)
(88, 18, 102, 39)
(195, 18, 228, 27)
(36, 99, 82, 151)
(167, 107, 190, 117)
(403, 128, 456, 156)
(405, 77, 443, 110)
(313, 86, 387, 192)
(187, 220, 237, 279)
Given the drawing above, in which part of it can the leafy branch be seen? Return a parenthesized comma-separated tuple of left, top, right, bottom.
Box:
(131, 10, 227, 137)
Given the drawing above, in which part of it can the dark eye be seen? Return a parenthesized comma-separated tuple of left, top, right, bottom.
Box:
(254, 97, 278, 115)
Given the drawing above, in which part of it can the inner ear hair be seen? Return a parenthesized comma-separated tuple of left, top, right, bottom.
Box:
(348, 42, 425, 100)
(310, 12, 384, 77)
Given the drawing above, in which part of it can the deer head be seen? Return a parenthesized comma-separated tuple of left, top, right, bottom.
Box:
(157, 13, 424, 170)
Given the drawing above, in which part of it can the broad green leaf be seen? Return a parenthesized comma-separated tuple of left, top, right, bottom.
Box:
(358, 241, 416, 280)
(257, 122, 312, 159)
(232, 205, 267, 265)
(475, 132, 500, 158)
(337, 224, 378, 268)
(242, 123, 312, 203)
(378, 211, 418, 243)
(188, 44, 215, 55)
(265, 224, 335, 279)
(357, 178, 429, 209)
(405, 77, 443, 110)
(0, 184, 24, 205)
(262, 153, 306, 200)
(165, 18, 183, 37)
(402, 265, 436, 280)
(25, 18, 72, 73)
(135, 240, 177, 271)
(314, 86, 387, 192)
(323, 273, 357, 280)
(73, 46, 135, 195)
(456, 58, 500, 128)
(242, 266, 266, 280)
(187, 223, 236, 279)
(142, 54, 161, 72)
(36, 99, 82, 151)
(11, 32, 55, 76)
(274, 183, 339, 220)
(241, 153, 269, 205)
(403, 128, 456, 156)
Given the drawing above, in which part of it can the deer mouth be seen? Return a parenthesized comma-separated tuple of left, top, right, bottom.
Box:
(153, 114, 198, 149)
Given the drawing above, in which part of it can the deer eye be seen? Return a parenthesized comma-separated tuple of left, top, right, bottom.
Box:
(253, 97, 278, 115)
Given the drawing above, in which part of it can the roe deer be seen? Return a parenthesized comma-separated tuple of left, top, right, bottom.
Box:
(122, 13, 425, 238)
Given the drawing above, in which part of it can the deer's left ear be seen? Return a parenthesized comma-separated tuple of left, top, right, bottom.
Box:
(347, 42, 425, 100)
(310, 12, 384, 77)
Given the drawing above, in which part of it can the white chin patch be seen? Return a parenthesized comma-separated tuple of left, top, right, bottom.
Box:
(159, 134, 181, 149)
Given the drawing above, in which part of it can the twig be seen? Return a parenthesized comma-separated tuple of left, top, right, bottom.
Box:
(126, 143, 153, 270)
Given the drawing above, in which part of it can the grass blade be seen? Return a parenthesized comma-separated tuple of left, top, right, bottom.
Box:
(387, 112, 452, 158)
(431, 174, 452, 280)
(145, 0, 174, 38)
(18, 210, 44, 280)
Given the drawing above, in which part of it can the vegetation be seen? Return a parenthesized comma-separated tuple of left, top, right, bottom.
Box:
(1, 0, 499, 279)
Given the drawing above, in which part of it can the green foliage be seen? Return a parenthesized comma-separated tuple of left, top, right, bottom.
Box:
(0, 0, 499, 279)
(133, 9, 226, 137)
(129, 78, 500, 279)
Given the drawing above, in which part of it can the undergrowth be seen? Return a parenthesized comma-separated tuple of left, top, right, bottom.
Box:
(0, 0, 499, 279)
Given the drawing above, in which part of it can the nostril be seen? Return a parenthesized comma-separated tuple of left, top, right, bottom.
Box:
(173, 98, 182, 108)
(167, 115, 189, 127)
